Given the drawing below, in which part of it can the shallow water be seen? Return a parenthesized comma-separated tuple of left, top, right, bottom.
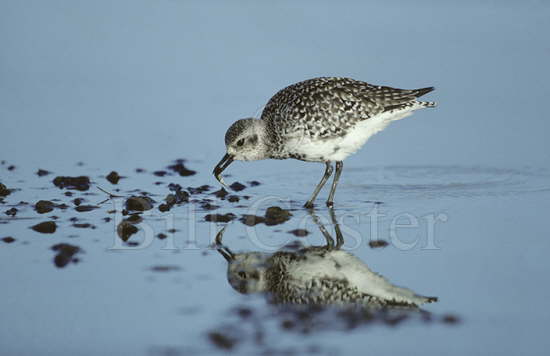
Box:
(2, 0, 550, 355)
(1, 161, 549, 355)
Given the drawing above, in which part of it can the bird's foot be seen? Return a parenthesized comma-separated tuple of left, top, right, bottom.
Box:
(303, 201, 315, 209)
(325, 201, 334, 208)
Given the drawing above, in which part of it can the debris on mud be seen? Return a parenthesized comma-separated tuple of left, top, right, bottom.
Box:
(153, 170, 167, 177)
(240, 206, 293, 226)
(0, 183, 12, 197)
(158, 184, 189, 212)
(117, 220, 139, 242)
(125, 196, 154, 212)
(36, 169, 51, 177)
(4, 207, 17, 216)
(264, 206, 292, 225)
(73, 223, 96, 229)
(51, 243, 82, 268)
(240, 214, 265, 226)
(52, 176, 91, 191)
(229, 182, 246, 192)
(2, 236, 15, 243)
(34, 200, 55, 214)
(167, 159, 196, 177)
(369, 240, 389, 248)
(212, 188, 229, 199)
(75, 205, 100, 213)
(208, 331, 238, 350)
(227, 195, 240, 203)
(248, 180, 261, 187)
(149, 265, 182, 272)
(31, 221, 57, 234)
(106, 171, 122, 184)
(288, 229, 309, 237)
(204, 213, 236, 223)
(188, 185, 211, 194)
(200, 201, 220, 211)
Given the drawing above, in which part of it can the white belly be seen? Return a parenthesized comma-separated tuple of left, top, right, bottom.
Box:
(288, 107, 418, 162)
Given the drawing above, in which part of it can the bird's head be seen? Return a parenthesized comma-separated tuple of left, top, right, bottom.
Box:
(214, 226, 269, 294)
(213, 118, 268, 187)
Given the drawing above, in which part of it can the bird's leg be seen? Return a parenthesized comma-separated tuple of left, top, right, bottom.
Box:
(326, 161, 343, 207)
(303, 162, 333, 209)
(327, 206, 344, 249)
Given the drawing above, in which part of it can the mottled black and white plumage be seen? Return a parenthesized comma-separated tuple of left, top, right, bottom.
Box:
(214, 77, 437, 207)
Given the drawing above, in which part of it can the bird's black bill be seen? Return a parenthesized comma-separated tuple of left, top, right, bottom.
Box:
(213, 153, 234, 188)
(215, 226, 234, 262)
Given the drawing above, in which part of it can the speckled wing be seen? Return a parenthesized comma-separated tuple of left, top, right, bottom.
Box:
(261, 77, 432, 139)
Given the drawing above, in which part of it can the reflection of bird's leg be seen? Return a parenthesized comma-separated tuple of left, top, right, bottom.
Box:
(214, 226, 234, 262)
(328, 207, 344, 249)
(308, 209, 344, 249)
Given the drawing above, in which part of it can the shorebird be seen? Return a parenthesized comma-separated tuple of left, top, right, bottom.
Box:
(213, 77, 436, 208)
(214, 208, 437, 307)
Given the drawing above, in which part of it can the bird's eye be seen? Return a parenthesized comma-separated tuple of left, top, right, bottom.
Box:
(238, 271, 247, 278)
(236, 139, 245, 147)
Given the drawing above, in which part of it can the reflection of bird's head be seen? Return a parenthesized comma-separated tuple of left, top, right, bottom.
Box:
(226, 252, 270, 294)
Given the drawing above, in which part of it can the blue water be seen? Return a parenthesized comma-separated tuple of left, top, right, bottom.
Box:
(1, 1, 550, 355)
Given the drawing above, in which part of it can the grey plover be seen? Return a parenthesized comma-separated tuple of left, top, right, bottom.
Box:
(213, 77, 436, 207)
(214, 209, 437, 307)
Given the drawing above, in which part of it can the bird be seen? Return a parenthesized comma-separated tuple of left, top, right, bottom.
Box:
(213, 77, 436, 208)
(214, 208, 437, 308)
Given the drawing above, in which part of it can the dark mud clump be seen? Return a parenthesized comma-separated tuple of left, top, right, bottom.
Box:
(0, 183, 12, 197)
(153, 170, 167, 177)
(4, 207, 18, 216)
(441, 314, 460, 324)
(212, 188, 229, 199)
(158, 184, 189, 212)
(125, 196, 154, 212)
(2, 236, 15, 243)
(75, 205, 100, 213)
(34, 200, 55, 214)
(73, 223, 96, 229)
(106, 171, 122, 184)
(369, 240, 389, 248)
(201, 201, 220, 211)
(167, 159, 196, 177)
(229, 182, 246, 192)
(288, 229, 309, 237)
(205, 213, 237, 223)
(208, 331, 237, 350)
(227, 195, 240, 203)
(240, 215, 265, 226)
(117, 220, 138, 242)
(36, 169, 51, 177)
(188, 185, 211, 194)
(240, 206, 293, 226)
(51, 243, 82, 268)
(248, 180, 261, 187)
(31, 221, 57, 234)
(265, 206, 292, 226)
(157, 233, 167, 240)
(149, 265, 182, 272)
(52, 176, 91, 191)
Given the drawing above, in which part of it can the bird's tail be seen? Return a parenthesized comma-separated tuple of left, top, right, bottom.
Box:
(412, 87, 437, 108)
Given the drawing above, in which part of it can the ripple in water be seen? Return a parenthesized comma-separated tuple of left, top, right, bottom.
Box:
(345, 166, 550, 199)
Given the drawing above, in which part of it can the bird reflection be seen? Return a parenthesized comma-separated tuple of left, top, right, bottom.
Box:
(215, 208, 437, 308)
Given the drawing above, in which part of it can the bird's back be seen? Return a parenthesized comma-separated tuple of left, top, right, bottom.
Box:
(260, 77, 435, 161)
(261, 77, 434, 138)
